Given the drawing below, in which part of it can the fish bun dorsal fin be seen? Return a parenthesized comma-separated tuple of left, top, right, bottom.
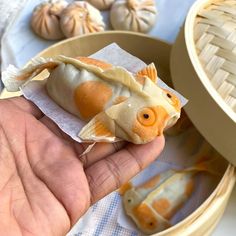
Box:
(137, 63, 158, 83)
(76, 57, 113, 70)
(57, 55, 149, 97)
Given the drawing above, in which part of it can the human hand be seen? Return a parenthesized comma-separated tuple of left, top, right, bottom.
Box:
(0, 97, 164, 236)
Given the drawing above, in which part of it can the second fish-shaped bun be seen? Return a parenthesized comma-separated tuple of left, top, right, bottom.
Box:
(110, 0, 157, 33)
(60, 1, 105, 38)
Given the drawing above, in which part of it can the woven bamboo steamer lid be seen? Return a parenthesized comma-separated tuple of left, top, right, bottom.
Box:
(0, 31, 235, 235)
(171, 0, 236, 166)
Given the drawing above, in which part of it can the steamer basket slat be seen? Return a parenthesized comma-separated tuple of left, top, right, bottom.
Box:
(195, 1, 236, 112)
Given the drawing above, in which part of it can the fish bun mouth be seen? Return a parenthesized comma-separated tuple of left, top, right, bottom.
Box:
(165, 114, 180, 130)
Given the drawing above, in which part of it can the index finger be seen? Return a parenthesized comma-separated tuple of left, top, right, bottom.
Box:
(2, 96, 44, 119)
(85, 135, 165, 204)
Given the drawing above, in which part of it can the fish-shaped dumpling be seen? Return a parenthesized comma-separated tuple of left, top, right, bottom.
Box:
(120, 160, 219, 234)
(2, 56, 181, 144)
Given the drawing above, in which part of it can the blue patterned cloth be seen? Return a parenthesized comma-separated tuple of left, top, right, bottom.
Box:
(71, 192, 141, 236)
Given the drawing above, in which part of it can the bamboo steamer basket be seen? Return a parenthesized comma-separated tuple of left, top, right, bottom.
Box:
(171, 0, 236, 166)
(0, 31, 235, 235)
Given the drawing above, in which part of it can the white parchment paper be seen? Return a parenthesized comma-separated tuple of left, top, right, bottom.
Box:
(21, 43, 187, 143)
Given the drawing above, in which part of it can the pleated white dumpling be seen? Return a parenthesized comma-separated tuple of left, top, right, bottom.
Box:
(60, 1, 105, 38)
(31, 0, 68, 40)
(86, 0, 115, 10)
(110, 0, 157, 33)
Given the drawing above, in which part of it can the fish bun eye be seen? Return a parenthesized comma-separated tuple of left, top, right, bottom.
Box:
(163, 89, 180, 109)
(166, 92, 172, 99)
(148, 221, 156, 229)
(162, 89, 174, 105)
(137, 108, 156, 126)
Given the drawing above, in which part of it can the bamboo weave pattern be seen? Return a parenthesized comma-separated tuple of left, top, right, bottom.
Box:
(194, 0, 236, 112)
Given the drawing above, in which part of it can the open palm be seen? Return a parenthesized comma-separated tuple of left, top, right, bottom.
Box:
(0, 97, 164, 236)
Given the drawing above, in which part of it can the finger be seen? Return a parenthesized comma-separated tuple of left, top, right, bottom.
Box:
(40, 116, 126, 168)
(39, 116, 94, 156)
(4, 96, 43, 119)
(85, 135, 165, 204)
(79, 141, 126, 168)
(27, 135, 91, 226)
(40, 116, 89, 149)
(40, 116, 73, 140)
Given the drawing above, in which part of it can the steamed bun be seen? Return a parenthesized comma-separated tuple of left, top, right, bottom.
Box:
(110, 0, 157, 33)
(31, 0, 68, 40)
(60, 1, 105, 38)
(86, 0, 115, 10)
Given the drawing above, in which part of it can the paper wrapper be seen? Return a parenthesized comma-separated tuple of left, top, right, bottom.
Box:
(21, 43, 187, 143)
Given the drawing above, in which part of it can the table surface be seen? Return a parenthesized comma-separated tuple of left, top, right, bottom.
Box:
(213, 185, 236, 235)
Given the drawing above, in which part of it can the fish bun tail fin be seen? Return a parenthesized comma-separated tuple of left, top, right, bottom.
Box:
(2, 65, 23, 92)
(191, 156, 226, 176)
(2, 57, 59, 92)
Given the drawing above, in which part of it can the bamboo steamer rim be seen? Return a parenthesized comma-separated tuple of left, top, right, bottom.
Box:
(184, 0, 236, 123)
(37, 30, 171, 57)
